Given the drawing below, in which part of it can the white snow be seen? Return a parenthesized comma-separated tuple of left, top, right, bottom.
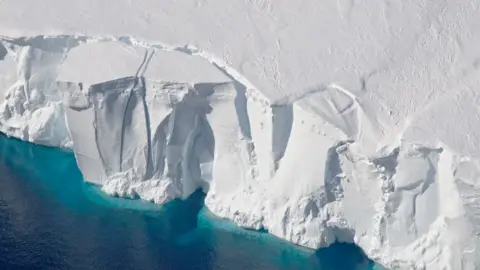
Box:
(1, 0, 480, 268)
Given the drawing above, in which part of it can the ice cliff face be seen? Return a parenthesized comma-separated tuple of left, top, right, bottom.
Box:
(0, 35, 479, 270)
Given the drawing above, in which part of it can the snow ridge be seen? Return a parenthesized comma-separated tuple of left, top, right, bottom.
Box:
(0, 35, 479, 270)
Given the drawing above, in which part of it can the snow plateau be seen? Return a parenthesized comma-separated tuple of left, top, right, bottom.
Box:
(1, 0, 480, 268)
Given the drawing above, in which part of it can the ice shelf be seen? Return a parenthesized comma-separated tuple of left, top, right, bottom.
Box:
(0, 34, 478, 270)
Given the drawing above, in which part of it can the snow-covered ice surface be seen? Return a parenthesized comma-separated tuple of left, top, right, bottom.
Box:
(1, 0, 480, 268)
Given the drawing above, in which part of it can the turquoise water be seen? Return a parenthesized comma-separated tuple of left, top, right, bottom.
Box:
(0, 134, 383, 270)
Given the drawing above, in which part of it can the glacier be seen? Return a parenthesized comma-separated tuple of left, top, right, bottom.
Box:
(1, 0, 480, 268)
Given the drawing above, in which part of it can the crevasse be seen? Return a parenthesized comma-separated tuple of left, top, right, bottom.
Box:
(0, 35, 477, 270)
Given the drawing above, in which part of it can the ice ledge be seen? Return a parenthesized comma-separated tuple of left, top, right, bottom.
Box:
(0, 35, 479, 270)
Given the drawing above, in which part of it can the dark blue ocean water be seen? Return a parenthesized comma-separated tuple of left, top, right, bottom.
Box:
(0, 134, 382, 270)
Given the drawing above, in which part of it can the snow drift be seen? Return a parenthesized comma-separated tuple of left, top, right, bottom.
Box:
(0, 21, 479, 269)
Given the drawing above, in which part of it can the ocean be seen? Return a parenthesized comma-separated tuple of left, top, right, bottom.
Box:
(0, 134, 382, 270)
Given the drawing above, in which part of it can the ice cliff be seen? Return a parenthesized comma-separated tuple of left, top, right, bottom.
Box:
(1, 0, 480, 268)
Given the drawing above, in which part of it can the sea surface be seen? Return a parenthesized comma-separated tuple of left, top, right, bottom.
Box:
(0, 134, 383, 270)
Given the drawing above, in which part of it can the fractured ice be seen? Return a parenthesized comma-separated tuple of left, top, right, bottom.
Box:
(2, 36, 479, 269)
(63, 76, 248, 204)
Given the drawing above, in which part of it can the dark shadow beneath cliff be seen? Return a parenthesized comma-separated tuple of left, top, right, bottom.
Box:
(314, 242, 376, 270)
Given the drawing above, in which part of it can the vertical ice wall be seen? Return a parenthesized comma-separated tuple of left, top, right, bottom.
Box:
(0, 38, 73, 147)
(89, 77, 149, 178)
(2, 36, 479, 269)
(61, 81, 106, 183)
(62, 75, 252, 204)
